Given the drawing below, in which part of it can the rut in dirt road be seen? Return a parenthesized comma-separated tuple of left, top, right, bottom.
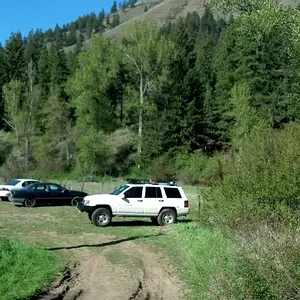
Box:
(32, 239, 187, 300)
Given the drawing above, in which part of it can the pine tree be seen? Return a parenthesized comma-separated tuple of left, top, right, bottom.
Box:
(111, 14, 120, 28)
(110, 1, 118, 14)
(3, 32, 26, 82)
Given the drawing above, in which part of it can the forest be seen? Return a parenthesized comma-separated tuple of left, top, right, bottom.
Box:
(0, 0, 299, 182)
(0, 0, 232, 180)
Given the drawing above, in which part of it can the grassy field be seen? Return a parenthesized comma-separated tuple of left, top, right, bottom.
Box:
(0, 179, 235, 299)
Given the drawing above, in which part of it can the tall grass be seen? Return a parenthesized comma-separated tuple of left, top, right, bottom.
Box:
(164, 223, 236, 300)
(0, 238, 62, 300)
(200, 122, 300, 299)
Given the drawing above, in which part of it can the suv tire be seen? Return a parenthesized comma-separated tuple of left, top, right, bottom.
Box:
(157, 208, 177, 226)
(91, 208, 112, 227)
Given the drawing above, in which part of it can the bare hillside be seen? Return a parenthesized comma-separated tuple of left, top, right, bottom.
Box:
(69, 0, 297, 51)
(104, 0, 205, 40)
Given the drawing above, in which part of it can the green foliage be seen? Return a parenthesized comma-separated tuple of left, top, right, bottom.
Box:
(171, 152, 209, 184)
(229, 225, 300, 299)
(66, 35, 120, 133)
(205, 0, 279, 15)
(220, 123, 300, 220)
(75, 128, 112, 175)
(0, 238, 62, 300)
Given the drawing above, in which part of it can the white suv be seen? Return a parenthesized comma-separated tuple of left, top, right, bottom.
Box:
(76, 179, 190, 227)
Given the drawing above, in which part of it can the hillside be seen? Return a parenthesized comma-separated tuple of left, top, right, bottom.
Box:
(104, 0, 205, 40)
(70, 0, 297, 51)
(69, 0, 205, 51)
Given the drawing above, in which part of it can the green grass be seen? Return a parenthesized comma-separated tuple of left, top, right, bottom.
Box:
(0, 238, 62, 300)
(147, 223, 236, 300)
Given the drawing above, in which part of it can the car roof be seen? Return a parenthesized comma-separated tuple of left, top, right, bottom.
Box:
(127, 184, 179, 188)
(14, 179, 39, 182)
(33, 182, 62, 185)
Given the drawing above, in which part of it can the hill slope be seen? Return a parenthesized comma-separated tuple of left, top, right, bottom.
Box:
(104, 0, 205, 40)
(69, 0, 298, 51)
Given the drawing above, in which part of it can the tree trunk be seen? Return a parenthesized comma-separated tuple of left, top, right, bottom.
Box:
(137, 73, 144, 160)
(24, 136, 29, 170)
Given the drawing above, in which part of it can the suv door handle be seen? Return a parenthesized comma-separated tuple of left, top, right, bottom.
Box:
(137, 200, 143, 202)
(159, 199, 164, 202)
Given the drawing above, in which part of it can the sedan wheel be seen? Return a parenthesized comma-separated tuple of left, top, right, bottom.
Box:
(24, 198, 36, 208)
(71, 197, 80, 206)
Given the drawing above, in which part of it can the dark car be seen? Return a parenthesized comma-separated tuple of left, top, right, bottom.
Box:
(8, 182, 88, 207)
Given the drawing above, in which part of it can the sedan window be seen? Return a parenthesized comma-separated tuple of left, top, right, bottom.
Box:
(35, 184, 46, 191)
(4, 179, 21, 186)
(48, 184, 64, 191)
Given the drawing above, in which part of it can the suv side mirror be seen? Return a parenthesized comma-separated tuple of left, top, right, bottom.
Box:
(120, 193, 125, 199)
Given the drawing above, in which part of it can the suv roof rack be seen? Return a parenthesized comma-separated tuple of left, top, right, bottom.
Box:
(126, 178, 177, 186)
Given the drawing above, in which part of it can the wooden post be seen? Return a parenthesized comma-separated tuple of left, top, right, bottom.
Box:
(197, 186, 202, 211)
(100, 174, 107, 194)
(81, 177, 85, 191)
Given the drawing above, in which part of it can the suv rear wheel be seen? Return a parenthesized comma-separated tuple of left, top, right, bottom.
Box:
(91, 208, 112, 227)
(157, 209, 177, 226)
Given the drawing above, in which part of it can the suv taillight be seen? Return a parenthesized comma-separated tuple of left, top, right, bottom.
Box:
(184, 200, 189, 208)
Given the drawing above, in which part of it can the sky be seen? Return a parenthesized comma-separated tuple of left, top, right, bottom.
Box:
(0, 0, 113, 44)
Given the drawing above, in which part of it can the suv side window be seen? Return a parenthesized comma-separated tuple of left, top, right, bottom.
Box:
(164, 187, 182, 198)
(145, 187, 162, 198)
(124, 187, 143, 198)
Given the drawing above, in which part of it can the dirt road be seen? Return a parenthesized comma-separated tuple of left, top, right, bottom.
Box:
(35, 233, 187, 300)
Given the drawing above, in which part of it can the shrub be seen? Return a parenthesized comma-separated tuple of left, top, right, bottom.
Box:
(171, 152, 208, 184)
(201, 122, 300, 299)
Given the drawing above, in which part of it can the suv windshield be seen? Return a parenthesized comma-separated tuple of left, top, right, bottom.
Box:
(111, 185, 129, 195)
(4, 179, 20, 186)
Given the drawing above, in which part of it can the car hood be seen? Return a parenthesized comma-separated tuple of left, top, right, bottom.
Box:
(84, 194, 116, 202)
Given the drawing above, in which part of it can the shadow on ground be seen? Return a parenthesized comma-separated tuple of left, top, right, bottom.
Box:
(109, 218, 192, 227)
(46, 234, 164, 251)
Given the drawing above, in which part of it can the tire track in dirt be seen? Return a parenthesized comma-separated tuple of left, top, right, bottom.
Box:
(34, 236, 187, 300)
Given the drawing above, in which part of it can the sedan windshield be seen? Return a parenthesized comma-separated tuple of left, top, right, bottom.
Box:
(111, 185, 129, 195)
(4, 179, 20, 186)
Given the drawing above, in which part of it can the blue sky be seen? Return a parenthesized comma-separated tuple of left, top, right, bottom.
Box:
(0, 0, 113, 45)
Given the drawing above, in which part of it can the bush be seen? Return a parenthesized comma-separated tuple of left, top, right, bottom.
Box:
(200, 122, 300, 299)
(218, 123, 300, 224)
(171, 152, 208, 184)
(230, 222, 300, 299)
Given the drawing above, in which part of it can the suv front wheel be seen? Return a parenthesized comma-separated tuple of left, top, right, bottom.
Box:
(157, 208, 177, 226)
(91, 208, 112, 227)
